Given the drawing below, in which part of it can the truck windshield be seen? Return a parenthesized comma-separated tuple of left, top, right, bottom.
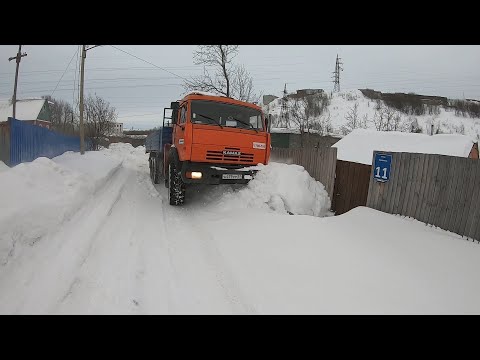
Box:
(191, 100, 264, 131)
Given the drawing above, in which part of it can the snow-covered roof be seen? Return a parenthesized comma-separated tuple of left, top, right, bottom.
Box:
(0, 98, 46, 122)
(270, 127, 300, 134)
(185, 91, 226, 97)
(333, 129, 475, 165)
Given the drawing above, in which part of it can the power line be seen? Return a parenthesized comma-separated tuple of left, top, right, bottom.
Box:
(1, 74, 477, 90)
(109, 45, 188, 81)
(51, 47, 79, 97)
(4, 76, 183, 86)
(0, 83, 184, 97)
(117, 112, 164, 119)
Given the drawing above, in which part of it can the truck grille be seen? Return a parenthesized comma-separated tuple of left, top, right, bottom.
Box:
(206, 147, 254, 163)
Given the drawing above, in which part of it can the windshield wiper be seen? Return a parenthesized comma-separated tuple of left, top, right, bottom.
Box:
(231, 117, 258, 133)
(195, 113, 223, 128)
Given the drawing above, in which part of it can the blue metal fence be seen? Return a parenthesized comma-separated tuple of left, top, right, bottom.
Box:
(4, 117, 84, 166)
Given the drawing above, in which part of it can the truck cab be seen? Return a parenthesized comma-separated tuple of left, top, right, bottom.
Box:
(147, 92, 271, 205)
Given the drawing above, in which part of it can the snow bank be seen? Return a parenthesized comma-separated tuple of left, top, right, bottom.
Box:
(0, 161, 8, 173)
(199, 162, 331, 217)
(0, 150, 122, 266)
(207, 206, 480, 314)
(334, 128, 474, 165)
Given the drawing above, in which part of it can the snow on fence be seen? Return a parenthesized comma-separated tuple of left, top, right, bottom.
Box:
(0, 118, 88, 166)
(270, 147, 337, 202)
(367, 151, 480, 241)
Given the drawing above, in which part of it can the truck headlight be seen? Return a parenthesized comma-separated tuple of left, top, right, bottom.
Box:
(187, 171, 202, 179)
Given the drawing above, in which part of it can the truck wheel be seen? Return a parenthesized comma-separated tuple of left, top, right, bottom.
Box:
(150, 155, 160, 184)
(168, 161, 185, 206)
(149, 156, 154, 182)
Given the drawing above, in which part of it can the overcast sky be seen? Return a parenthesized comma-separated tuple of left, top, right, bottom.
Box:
(1, 45, 479, 129)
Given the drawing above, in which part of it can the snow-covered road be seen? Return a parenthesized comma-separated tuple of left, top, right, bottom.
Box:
(1, 144, 480, 314)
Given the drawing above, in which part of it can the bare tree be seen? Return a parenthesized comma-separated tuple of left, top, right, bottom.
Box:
(84, 94, 117, 150)
(42, 95, 76, 135)
(384, 106, 396, 130)
(184, 45, 258, 102)
(289, 94, 329, 147)
(341, 102, 365, 134)
(390, 112, 405, 131)
(231, 64, 255, 102)
(311, 112, 333, 135)
(372, 102, 407, 132)
(362, 114, 369, 127)
(289, 98, 308, 136)
(184, 45, 238, 97)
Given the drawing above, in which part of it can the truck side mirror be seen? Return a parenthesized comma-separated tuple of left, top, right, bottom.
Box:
(171, 101, 179, 125)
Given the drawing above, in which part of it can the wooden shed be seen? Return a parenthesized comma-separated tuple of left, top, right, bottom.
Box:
(270, 129, 340, 149)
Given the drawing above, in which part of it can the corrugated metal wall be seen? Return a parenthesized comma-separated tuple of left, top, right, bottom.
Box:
(0, 122, 10, 165)
(8, 118, 81, 166)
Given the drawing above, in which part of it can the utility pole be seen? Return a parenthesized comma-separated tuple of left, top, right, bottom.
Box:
(79, 45, 86, 154)
(8, 45, 27, 119)
(332, 54, 343, 93)
(79, 45, 101, 155)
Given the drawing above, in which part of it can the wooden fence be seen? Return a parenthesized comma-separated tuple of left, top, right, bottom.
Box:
(270, 147, 337, 201)
(367, 151, 480, 241)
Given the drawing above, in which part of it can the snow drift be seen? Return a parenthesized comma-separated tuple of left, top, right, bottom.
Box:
(0, 150, 122, 265)
(190, 162, 332, 217)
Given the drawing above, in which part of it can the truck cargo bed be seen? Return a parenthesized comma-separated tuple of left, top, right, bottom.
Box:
(145, 127, 173, 153)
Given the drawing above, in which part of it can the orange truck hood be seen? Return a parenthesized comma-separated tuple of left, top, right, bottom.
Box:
(191, 126, 269, 165)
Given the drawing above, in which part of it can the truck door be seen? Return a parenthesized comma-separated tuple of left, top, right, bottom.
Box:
(174, 103, 188, 161)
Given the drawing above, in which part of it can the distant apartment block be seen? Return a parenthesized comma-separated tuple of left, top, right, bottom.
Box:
(113, 122, 123, 135)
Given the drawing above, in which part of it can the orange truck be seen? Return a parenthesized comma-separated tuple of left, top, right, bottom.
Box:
(145, 92, 271, 205)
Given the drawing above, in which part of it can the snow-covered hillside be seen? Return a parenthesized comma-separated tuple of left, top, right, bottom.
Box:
(264, 89, 480, 142)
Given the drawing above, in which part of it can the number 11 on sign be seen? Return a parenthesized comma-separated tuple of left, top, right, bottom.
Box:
(373, 153, 392, 182)
(375, 166, 388, 179)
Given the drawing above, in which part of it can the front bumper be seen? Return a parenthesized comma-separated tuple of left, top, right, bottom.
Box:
(180, 162, 258, 185)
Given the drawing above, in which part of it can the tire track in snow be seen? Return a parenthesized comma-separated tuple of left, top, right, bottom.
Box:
(188, 219, 257, 315)
(153, 174, 256, 314)
(54, 168, 131, 310)
(134, 160, 179, 313)
(56, 161, 174, 314)
(18, 165, 128, 313)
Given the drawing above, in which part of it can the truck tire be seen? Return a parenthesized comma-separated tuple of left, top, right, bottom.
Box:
(150, 154, 160, 184)
(149, 155, 154, 182)
(167, 156, 185, 206)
